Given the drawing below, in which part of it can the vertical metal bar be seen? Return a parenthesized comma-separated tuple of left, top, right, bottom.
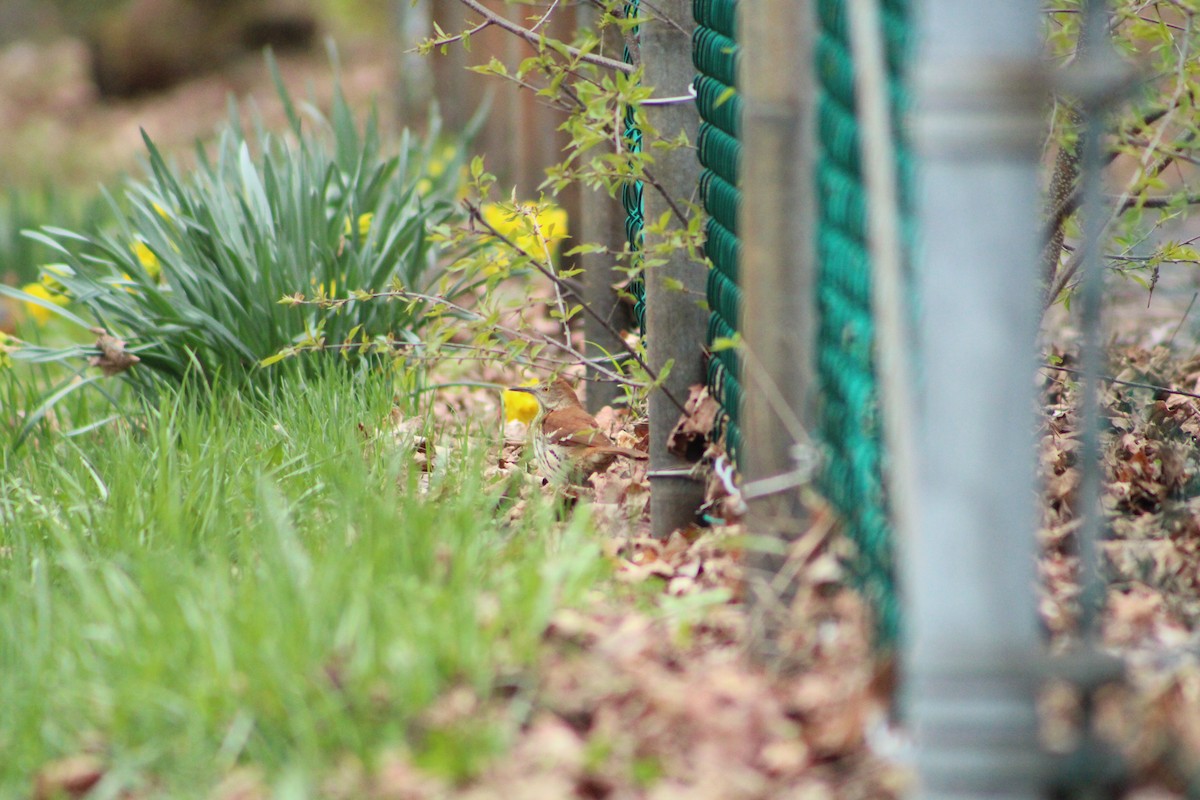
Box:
(1073, 0, 1111, 645)
(1045, 3, 1130, 796)
(846, 0, 918, 609)
(907, 1, 1048, 796)
(642, 0, 708, 538)
(739, 0, 819, 644)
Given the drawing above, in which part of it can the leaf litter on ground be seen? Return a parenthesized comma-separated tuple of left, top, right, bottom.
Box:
(1039, 345, 1200, 794)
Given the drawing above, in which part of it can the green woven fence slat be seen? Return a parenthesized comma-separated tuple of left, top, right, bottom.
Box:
(699, 171, 740, 237)
(817, 280, 875, 369)
(622, 0, 645, 333)
(817, 226, 871, 308)
(816, 0, 909, 73)
(816, 33, 855, 107)
(692, 27, 739, 88)
(695, 76, 742, 138)
(700, 362, 739, 465)
(693, 0, 737, 39)
(694, 0, 743, 469)
(818, 96, 918, 202)
(817, 161, 867, 241)
(707, 355, 743, 423)
(714, 346, 742, 388)
(814, 0, 912, 645)
(705, 218, 741, 283)
(707, 311, 738, 356)
(818, 94, 861, 174)
(698, 122, 742, 185)
(706, 264, 742, 327)
(700, 311, 739, 376)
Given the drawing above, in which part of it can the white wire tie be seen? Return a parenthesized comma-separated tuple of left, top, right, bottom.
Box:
(641, 82, 698, 106)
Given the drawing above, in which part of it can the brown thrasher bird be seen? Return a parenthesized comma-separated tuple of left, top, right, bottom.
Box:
(510, 378, 648, 485)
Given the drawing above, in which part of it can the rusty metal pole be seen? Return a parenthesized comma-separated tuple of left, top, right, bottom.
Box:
(641, 0, 707, 538)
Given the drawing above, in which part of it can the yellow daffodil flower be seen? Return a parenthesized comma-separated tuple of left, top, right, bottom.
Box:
(131, 241, 162, 281)
(343, 213, 374, 241)
(21, 282, 69, 325)
(480, 202, 569, 274)
(310, 275, 340, 299)
(503, 378, 541, 425)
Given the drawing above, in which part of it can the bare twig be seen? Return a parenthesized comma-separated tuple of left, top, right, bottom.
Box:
(528, 0, 562, 33)
(1045, 18, 1194, 308)
(1042, 362, 1200, 402)
(450, 0, 635, 74)
(289, 289, 641, 386)
(1111, 191, 1200, 209)
(423, 18, 491, 50)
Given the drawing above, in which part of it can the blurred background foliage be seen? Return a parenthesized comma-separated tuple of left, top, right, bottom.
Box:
(0, 0, 409, 331)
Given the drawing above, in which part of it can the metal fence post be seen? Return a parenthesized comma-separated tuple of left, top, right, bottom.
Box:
(641, 0, 708, 538)
(906, 2, 1049, 797)
(739, 0, 819, 641)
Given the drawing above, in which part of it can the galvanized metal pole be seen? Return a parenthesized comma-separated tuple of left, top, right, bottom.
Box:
(906, 2, 1048, 797)
(738, 0, 819, 644)
(642, 0, 707, 538)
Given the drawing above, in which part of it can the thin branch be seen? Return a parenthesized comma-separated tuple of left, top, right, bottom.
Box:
(1112, 191, 1200, 210)
(1042, 363, 1200, 403)
(290, 339, 584, 373)
(528, 0, 562, 33)
(423, 18, 492, 49)
(291, 289, 639, 385)
(465, 200, 691, 415)
(623, 0, 691, 37)
(525, 204, 573, 348)
(453, 0, 634, 74)
(640, 165, 691, 228)
(1045, 19, 1194, 309)
(1040, 104, 1174, 253)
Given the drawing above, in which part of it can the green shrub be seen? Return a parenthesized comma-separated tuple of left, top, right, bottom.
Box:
(1, 55, 470, 395)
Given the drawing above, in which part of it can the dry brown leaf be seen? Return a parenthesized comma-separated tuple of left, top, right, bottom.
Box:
(87, 329, 140, 376)
(667, 384, 718, 460)
(33, 754, 105, 800)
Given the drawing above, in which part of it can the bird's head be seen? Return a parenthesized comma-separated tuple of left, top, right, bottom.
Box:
(508, 377, 582, 413)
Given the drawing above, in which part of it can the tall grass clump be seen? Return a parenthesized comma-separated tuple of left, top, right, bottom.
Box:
(0, 367, 606, 795)
(1, 54, 471, 396)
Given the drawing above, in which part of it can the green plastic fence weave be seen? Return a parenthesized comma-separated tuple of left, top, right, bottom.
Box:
(814, 0, 912, 644)
(693, 0, 743, 466)
(623, 0, 646, 331)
